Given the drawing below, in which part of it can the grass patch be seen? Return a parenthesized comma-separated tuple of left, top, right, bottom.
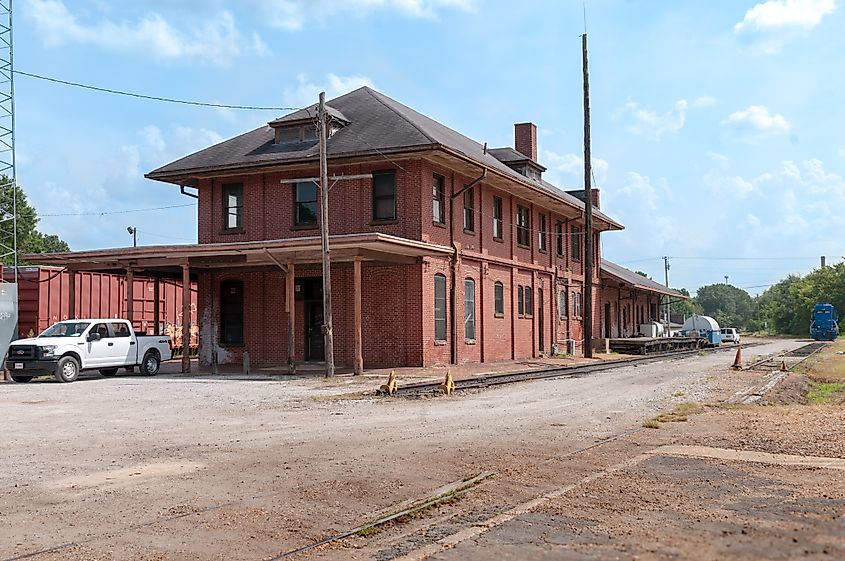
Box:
(354, 526, 383, 537)
(807, 382, 845, 405)
(645, 402, 706, 427)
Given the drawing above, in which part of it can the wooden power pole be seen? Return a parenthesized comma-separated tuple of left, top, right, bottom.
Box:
(582, 33, 594, 359)
(318, 92, 335, 377)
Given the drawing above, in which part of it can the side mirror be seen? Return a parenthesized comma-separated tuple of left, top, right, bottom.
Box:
(88, 332, 101, 342)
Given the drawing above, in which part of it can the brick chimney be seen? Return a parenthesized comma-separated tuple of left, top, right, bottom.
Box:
(514, 122, 537, 162)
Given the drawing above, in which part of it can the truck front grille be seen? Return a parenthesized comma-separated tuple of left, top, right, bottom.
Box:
(8, 345, 37, 360)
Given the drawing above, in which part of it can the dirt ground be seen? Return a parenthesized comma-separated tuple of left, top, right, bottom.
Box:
(1, 338, 841, 561)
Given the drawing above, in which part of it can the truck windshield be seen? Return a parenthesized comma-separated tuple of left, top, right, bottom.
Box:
(40, 322, 91, 337)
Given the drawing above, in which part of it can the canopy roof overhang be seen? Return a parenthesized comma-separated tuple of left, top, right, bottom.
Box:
(600, 259, 688, 300)
(25, 233, 453, 275)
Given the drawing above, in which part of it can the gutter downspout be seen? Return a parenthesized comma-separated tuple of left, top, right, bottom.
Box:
(449, 168, 487, 365)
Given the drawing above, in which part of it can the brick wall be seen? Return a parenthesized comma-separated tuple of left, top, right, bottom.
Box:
(194, 154, 619, 367)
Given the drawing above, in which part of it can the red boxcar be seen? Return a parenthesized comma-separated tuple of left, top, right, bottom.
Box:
(2, 266, 197, 350)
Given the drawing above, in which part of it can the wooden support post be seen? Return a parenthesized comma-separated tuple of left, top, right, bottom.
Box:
(67, 269, 76, 320)
(153, 275, 161, 336)
(181, 263, 191, 374)
(286, 260, 296, 374)
(126, 268, 134, 326)
(353, 256, 363, 375)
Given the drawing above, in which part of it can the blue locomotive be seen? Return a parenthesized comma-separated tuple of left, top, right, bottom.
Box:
(810, 303, 839, 341)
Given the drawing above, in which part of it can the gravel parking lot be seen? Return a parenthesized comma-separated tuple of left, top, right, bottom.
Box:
(0, 338, 813, 560)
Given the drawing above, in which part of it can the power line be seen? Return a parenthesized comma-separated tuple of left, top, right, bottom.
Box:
(14, 70, 299, 111)
(40, 203, 196, 217)
(669, 256, 816, 261)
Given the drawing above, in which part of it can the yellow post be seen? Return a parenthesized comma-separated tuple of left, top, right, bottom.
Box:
(440, 370, 455, 395)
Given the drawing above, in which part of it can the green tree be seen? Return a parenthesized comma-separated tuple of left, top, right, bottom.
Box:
(0, 175, 70, 264)
(757, 264, 845, 336)
(695, 283, 757, 330)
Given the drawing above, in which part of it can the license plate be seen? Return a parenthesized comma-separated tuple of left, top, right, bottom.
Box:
(14, 363, 23, 369)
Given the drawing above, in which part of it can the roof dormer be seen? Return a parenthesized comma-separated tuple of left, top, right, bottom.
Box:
(488, 122, 546, 182)
(268, 104, 351, 145)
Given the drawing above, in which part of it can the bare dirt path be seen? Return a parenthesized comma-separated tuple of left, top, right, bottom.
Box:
(0, 339, 803, 561)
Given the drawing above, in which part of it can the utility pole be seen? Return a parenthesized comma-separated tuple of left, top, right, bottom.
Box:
(663, 256, 670, 326)
(318, 92, 335, 377)
(127, 226, 137, 247)
(581, 33, 594, 359)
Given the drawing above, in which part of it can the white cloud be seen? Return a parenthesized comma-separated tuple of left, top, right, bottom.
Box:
(253, 0, 479, 30)
(691, 96, 718, 108)
(735, 0, 836, 32)
(283, 73, 375, 108)
(616, 172, 672, 211)
(734, 0, 837, 53)
(541, 150, 609, 187)
(25, 0, 266, 65)
(619, 97, 716, 140)
(722, 105, 791, 138)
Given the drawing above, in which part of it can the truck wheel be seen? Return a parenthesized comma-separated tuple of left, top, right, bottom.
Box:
(141, 351, 160, 376)
(10, 374, 33, 383)
(99, 368, 118, 377)
(54, 356, 80, 383)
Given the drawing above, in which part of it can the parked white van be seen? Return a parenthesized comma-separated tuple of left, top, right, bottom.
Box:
(720, 328, 740, 344)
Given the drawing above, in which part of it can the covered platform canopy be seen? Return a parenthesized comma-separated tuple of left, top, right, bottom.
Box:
(600, 259, 688, 300)
(26, 233, 454, 374)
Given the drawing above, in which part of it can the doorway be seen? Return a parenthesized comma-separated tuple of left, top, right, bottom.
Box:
(303, 278, 325, 362)
(604, 302, 612, 338)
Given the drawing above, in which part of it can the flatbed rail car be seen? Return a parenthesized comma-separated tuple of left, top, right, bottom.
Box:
(810, 302, 839, 341)
(608, 337, 704, 355)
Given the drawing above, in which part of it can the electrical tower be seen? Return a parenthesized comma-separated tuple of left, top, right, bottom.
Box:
(0, 0, 16, 272)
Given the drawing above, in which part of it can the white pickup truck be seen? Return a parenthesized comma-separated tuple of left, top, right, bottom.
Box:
(5, 319, 172, 383)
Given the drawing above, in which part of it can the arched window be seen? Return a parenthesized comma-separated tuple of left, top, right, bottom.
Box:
(464, 278, 476, 340)
(494, 281, 504, 316)
(525, 287, 533, 317)
(434, 274, 447, 341)
(220, 280, 244, 344)
(559, 289, 567, 320)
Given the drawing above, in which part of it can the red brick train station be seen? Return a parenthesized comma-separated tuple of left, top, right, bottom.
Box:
(32, 87, 684, 372)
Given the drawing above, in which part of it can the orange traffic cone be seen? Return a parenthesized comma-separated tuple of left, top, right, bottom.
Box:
(731, 346, 743, 369)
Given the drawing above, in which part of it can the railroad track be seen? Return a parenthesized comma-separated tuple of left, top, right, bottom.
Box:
(382, 342, 763, 398)
(743, 341, 829, 371)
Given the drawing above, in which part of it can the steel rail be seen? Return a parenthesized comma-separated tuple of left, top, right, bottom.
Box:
(386, 343, 765, 398)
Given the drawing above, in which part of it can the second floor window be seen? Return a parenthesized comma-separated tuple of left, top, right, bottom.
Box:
(463, 187, 474, 232)
(432, 175, 445, 224)
(372, 171, 396, 221)
(571, 226, 582, 262)
(556, 222, 563, 256)
(295, 181, 318, 226)
(222, 183, 243, 230)
(538, 214, 547, 252)
(516, 205, 530, 247)
(492, 196, 503, 240)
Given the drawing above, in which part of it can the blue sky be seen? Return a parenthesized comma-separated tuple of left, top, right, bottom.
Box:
(14, 0, 845, 296)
